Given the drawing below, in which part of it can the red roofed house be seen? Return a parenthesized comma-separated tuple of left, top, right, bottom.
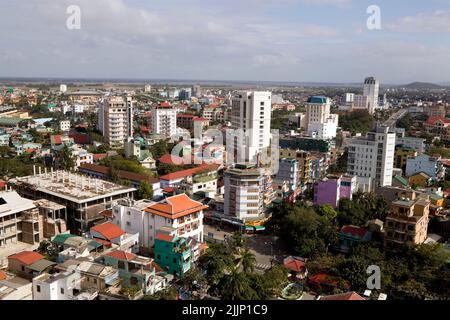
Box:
(424, 116, 450, 142)
(336, 225, 372, 253)
(283, 256, 308, 280)
(90, 222, 139, 252)
(159, 164, 219, 196)
(7, 251, 57, 279)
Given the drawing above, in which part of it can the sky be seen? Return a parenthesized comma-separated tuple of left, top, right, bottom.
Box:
(1, 0, 450, 84)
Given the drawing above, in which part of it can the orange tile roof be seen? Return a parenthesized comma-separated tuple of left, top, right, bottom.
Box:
(155, 233, 175, 242)
(91, 222, 125, 240)
(8, 251, 44, 265)
(145, 193, 208, 219)
(0, 270, 6, 281)
(106, 250, 137, 261)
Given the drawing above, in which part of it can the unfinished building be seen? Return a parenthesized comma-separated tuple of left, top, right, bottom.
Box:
(8, 166, 136, 235)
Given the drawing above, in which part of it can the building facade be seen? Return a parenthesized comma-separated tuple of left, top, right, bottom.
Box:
(347, 125, 395, 190)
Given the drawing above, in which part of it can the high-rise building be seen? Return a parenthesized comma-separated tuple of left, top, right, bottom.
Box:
(144, 84, 152, 93)
(305, 96, 338, 140)
(150, 102, 177, 138)
(97, 96, 133, 148)
(59, 84, 67, 93)
(224, 164, 272, 221)
(230, 91, 272, 163)
(363, 77, 380, 114)
(347, 125, 395, 190)
(193, 85, 202, 98)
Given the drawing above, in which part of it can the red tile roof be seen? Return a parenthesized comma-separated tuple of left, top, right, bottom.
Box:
(79, 163, 159, 184)
(319, 292, 365, 301)
(340, 225, 368, 239)
(155, 233, 175, 242)
(8, 251, 44, 265)
(145, 193, 208, 219)
(91, 222, 125, 240)
(69, 133, 90, 145)
(0, 270, 7, 281)
(51, 135, 62, 145)
(93, 153, 108, 161)
(426, 116, 450, 126)
(159, 164, 219, 181)
(0, 180, 6, 188)
(106, 250, 137, 261)
(283, 256, 307, 273)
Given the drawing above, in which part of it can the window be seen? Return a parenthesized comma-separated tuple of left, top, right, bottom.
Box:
(126, 221, 131, 226)
(61, 288, 64, 295)
(173, 258, 177, 263)
(157, 254, 161, 260)
(260, 102, 265, 106)
(37, 285, 41, 293)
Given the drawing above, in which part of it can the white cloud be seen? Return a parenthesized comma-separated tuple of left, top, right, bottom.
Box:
(387, 10, 450, 33)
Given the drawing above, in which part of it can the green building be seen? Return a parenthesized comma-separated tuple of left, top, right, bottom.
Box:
(154, 227, 192, 277)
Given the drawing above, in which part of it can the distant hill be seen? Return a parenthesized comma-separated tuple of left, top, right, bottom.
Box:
(400, 82, 445, 90)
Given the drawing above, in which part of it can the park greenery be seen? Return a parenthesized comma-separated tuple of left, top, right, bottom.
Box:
(266, 195, 450, 300)
(339, 110, 374, 135)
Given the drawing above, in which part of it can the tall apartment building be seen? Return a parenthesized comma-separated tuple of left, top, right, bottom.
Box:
(305, 96, 338, 140)
(384, 193, 430, 249)
(363, 77, 380, 114)
(97, 96, 133, 148)
(230, 91, 272, 163)
(347, 125, 395, 190)
(150, 102, 177, 138)
(224, 164, 270, 221)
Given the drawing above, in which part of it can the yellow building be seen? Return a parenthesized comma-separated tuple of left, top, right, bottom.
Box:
(280, 149, 311, 183)
(384, 193, 430, 249)
(395, 146, 417, 173)
(409, 172, 432, 188)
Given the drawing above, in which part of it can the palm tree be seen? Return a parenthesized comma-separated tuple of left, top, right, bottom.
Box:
(219, 269, 256, 300)
(235, 248, 256, 274)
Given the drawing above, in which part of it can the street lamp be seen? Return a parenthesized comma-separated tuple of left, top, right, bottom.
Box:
(265, 241, 274, 267)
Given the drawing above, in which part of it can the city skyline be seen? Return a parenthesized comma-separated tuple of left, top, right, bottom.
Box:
(1, 0, 450, 83)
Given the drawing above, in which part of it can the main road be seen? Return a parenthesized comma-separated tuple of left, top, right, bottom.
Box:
(384, 108, 409, 128)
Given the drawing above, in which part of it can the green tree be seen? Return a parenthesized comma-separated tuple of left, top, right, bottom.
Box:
(54, 145, 75, 171)
(235, 248, 256, 274)
(218, 269, 257, 300)
(137, 181, 153, 200)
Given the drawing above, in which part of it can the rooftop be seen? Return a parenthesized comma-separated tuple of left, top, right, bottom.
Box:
(145, 193, 208, 219)
(9, 169, 136, 204)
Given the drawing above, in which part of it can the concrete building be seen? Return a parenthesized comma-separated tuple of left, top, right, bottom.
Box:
(112, 194, 206, 251)
(150, 102, 177, 138)
(313, 175, 357, 208)
(9, 168, 136, 234)
(305, 96, 338, 140)
(97, 96, 133, 148)
(224, 164, 275, 221)
(384, 193, 430, 249)
(60, 84, 67, 93)
(424, 116, 450, 143)
(59, 120, 71, 132)
(32, 270, 83, 300)
(230, 91, 272, 163)
(395, 145, 417, 174)
(363, 77, 380, 114)
(274, 158, 299, 192)
(405, 154, 445, 181)
(347, 125, 395, 190)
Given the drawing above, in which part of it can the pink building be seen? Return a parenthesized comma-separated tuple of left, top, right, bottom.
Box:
(313, 175, 357, 208)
